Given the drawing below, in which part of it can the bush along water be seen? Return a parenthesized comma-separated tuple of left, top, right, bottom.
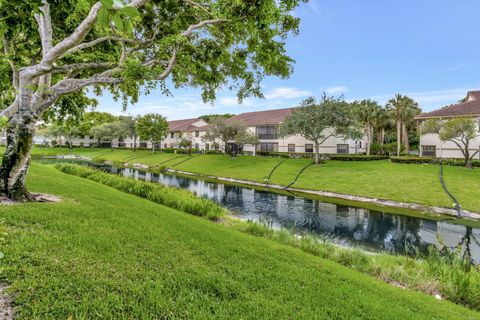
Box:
(54, 163, 226, 220)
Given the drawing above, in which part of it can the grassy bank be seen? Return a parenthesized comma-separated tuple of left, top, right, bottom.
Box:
(0, 164, 478, 319)
(5, 147, 480, 212)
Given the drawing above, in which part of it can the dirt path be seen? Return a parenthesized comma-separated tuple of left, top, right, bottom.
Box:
(0, 285, 13, 320)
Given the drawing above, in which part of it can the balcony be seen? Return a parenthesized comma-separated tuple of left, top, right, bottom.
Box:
(257, 133, 278, 140)
(256, 126, 278, 140)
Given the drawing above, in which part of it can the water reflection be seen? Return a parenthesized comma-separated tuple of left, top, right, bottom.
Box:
(47, 160, 480, 262)
(107, 166, 480, 263)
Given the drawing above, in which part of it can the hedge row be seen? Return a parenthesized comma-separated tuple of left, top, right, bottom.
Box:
(328, 155, 389, 161)
(55, 163, 226, 219)
(390, 156, 480, 167)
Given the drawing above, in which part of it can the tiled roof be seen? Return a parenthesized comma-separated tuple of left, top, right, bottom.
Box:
(168, 118, 206, 132)
(467, 90, 480, 101)
(417, 90, 480, 119)
(226, 108, 293, 126)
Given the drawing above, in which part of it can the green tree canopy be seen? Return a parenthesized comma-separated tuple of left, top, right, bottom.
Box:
(135, 113, 168, 153)
(387, 94, 421, 155)
(422, 117, 480, 168)
(0, 0, 304, 200)
(279, 94, 360, 164)
(202, 117, 245, 156)
(352, 99, 381, 155)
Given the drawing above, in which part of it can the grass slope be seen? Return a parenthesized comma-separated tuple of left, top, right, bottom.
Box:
(0, 164, 477, 319)
(4, 147, 480, 211)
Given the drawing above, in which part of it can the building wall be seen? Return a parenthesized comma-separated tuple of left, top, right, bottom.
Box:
(242, 126, 365, 154)
(419, 116, 480, 159)
(420, 133, 480, 159)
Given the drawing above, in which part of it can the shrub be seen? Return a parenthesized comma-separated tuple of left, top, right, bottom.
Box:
(161, 148, 176, 153)
(255, 151, 315, 159)
(371, 142, 403, 155)
(54, 163, 226, 220)
(328, 155, 389, 161)
(176, 148, 200, 154)
(205, 150, 224, 155)
(390, 156, 437, 164)
(256, 151, 290, 158)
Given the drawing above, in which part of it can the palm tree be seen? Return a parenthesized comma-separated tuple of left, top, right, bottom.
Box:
(371, 107, 391, 146)
(353, 100, 380, 155)
(387, 94, 419, 155)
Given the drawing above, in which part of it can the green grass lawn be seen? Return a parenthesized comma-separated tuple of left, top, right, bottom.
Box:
(0, 164, 477, 319)
(295, 161, 480, 212)
(3, 147, 480, 212)
(174, 154, 284, 182)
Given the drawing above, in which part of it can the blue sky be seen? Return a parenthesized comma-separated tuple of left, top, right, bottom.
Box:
(95, 0, 480, 120)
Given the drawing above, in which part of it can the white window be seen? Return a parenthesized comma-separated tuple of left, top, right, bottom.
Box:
(288, 144, 296, 153)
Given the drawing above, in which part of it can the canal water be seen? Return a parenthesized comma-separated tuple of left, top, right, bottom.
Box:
(44, 159, 480, 262)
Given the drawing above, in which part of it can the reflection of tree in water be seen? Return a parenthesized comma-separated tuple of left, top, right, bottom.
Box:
(222, 185, 244, 205)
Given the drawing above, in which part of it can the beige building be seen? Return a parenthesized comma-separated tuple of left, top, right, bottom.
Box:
(417, 90, 480, 159)
(224, 108, 364, 154)
(38, 106, 366, 155)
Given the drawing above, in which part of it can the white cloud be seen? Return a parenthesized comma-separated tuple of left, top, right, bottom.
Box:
(264, 87, 312, 99)
(324, 86, 348, 95)
(369, 87, 479, 111)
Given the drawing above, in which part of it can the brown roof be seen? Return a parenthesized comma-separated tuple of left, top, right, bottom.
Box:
(226, 108, 293, 126)
(467, 90, 480, 101)
(417, 90, 480, 119)
(168, 118, 206, 132)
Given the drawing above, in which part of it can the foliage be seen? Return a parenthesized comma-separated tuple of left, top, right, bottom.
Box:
(199, 114, 235, 123)
(135, 113, 168, 153)
(0, 116, 9, 129)
(75, 112, 116, 135)
(422, 118, 480, 168)
(371, 142, 402, 155)
(202, 118, 247, 156)
(387, 94, 421, 154)
(279, 94, 360, 164)
(90, 121, 125, 145)
(55, 163, 225, 219)
(327, 155, 389, 161)
(0, 0, 306, 199)
(352, 99, 382, 155)
(234, 129, 259, 151)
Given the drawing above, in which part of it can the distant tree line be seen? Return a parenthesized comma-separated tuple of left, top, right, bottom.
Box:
(40, 112, 168, 154)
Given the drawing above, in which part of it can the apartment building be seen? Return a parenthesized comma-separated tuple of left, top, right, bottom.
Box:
(417, 90, 480, 159)
(224, 108, 364, 154)
(33, 106, 365, 154)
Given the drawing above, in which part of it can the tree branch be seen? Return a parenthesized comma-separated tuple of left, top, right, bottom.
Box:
(470, 149, 480, 160)
(63, 36, 138, 57)
(2, 35, 19, 90)
(184, 0, 212, 15)
(449, 138, 467, 158)
(181, 18, 228, 37)
(52, 62, 117, 73)
(24, 0, 148, 80)
(0, 97, 19, 119)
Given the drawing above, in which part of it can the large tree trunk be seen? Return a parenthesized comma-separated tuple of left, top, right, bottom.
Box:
(314, 141, 320, 164)
(465, 148, 472, 169)
(0, 122, 35, 201)
(402, 122, 409, 153)
(365, 124, 371, 156)
(396, 119, 402, 156)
